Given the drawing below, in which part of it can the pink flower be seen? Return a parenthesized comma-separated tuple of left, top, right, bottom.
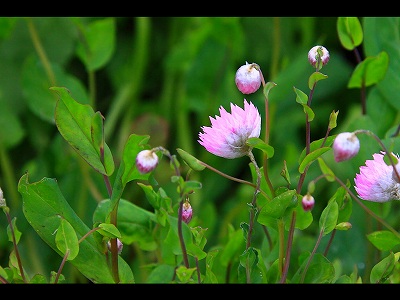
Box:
(235, 62, 262, 94)
(136, 150, 159, 174)
(333, 132, 360, 162)
(302, 194, 315, 212)
(181, 201, 193, 224)
(354, 152, 400, 202)
(198, 99, 261, 159)
(308, 45, 330, 68)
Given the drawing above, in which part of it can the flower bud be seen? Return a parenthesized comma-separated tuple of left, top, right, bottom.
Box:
(0, 187, 5, 207)
(308, 45, 330, 69)
(136, 150, 159, 174)
(302, 194, 315, 212)
(333, 132, 360, 162)
(335, 222, 352, 231)
(235, 62, 262, 94)
(181, 201, 193, 224)
(107, 238, 123, 254)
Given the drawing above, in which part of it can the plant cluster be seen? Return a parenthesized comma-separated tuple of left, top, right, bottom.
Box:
(1, 17, 400, 284)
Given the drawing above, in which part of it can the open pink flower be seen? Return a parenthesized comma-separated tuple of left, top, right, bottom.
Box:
(354, 152, 400, 202)
(198, 99, 261, 159)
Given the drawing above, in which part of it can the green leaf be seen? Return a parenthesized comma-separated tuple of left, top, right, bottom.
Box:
(293, 87, 308, 104)
(258, 189, 296, 226)
(98, 223, 122, 239)
(263, 81, 277, 100)
(367, 230, 400, 251)
(75, 18, 116, 71)
(370, 252, 396, 283)
(105, 133, 151, 218)
(55, 218, 79, 261)
(18, 173, 134, 283)
(299, 136, 335, 163)
(308, 71, 328, 90)
(317, 157, 335, 182)
(176, 148, 206, 171)
(93, 199, 157, 251)
(298, 147, 331, 174)
(52, 86, 114, 176)
(337, 17, 363, 50)
(175, 265, 197, 283)
(22, 57, 89, 123)
(292, 253, 335, 283)
(348, 51, 389, 88)
(319, 200, 338, 236)
(6, 218, 21, 244)
(246, 137, 274, 158)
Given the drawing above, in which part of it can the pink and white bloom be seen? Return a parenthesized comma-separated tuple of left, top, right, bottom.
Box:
(136, 150, 159, 174)
(181, 201, 193, 224)
(198, 99, 261, 159)
(308, 45, 330, 68)
(235, 62, 262, 94)
(354, 152, 400, 202)
(301, 194, 315, 212)
(333, 132, 360, 162)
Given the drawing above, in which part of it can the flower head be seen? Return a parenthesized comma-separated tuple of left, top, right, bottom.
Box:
(235, 62, 262, 94)
(182, 201, 193, 224)
(333, 132, 360, 162)
(301, 194, 315, 212)
(354, 152, 400, 202)
(198, 99, 261, 159)
(136, 150, 159, 174)
(308, 45, 330, 69)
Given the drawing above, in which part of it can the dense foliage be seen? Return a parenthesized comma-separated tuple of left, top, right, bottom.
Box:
(0, 17, 399, 283)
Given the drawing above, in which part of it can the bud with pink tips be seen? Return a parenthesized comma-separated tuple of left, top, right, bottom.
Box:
(235, 62, 262, 94)
(302, 194, 315, 212)
(333, 132, 360, 162)
(308, 45, 330, 69)
(136, 149, 159, 174)
(181, 200, 193, 224)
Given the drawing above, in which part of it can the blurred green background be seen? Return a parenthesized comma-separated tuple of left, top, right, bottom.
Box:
(0, 17, 399, 283)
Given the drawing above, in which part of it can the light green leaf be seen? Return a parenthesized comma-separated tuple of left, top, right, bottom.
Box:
(337, 17, 363, 50)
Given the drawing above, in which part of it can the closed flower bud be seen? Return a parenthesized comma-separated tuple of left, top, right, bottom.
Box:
(333, 132, 360, 162)
(235, 62, 262, 94)
(136, 150, 159, 174)
(308, 45, 330, 69)
(107, 238, 123, 254)
(182, 201, 193, 224)
(0, 187, 5, 207)
(302, 194, 315, 212)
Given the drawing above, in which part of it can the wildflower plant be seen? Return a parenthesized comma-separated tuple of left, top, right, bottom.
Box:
(1, 17, 400, 284)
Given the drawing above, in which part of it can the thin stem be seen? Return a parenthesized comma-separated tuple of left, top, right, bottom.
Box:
(54, 250, 69, 284)
(3, 207, 26, 283)
(244, 150, 262, 284)
(300, 229, 323, 283)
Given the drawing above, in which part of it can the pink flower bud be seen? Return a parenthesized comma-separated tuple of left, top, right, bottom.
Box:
(136, 150, 159, 174)
(333, 132, 360, 162)
(308, 45, 330, 68)
(181, 201, 193, 224)
(302, 194, 315, 212)
(235, 62, 262, 94)
(107, 238, 123, 254)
